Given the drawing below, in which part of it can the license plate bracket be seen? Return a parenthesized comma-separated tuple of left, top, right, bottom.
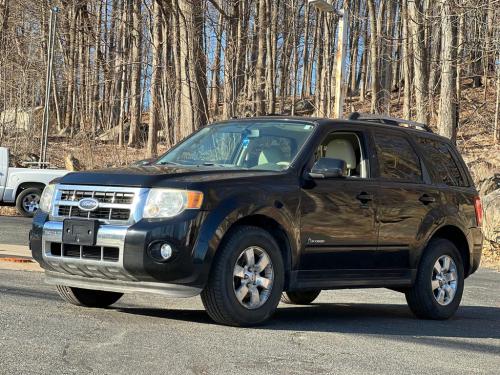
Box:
(62, 219, 99, 246)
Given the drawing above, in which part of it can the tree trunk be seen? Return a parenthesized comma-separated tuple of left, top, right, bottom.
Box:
(301, 2, 311, 99)
(148, 0, 163, 157)
(437, 0, 457, 143)
(494, 59, 500, 143)
(456, 3, 464, 107)
(210, 12, 224, 118)
(483, 0, 494, 100)
(223, 3, 239, 119)
(177, 0, 208, 139)
(367, 0, 381, 113)
(0, 0, 10, 53)
(128, 0, 143, 147)
(401, 0, 412, 119)
(266, 0, 277, 114)
(64, 4, 78, 133)
(408, 0, 428, 124)
(118, 1, 130, 147)
(255, 0, 267, 115)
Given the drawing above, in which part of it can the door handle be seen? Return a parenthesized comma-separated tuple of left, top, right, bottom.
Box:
(356, 192, 374, 202)
(419, 194, 436, 204)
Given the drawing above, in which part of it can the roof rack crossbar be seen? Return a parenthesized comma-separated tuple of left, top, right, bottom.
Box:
(348, 112, 432, 133)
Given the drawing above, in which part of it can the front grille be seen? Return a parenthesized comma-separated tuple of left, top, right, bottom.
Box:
(57, 206, 130, 220)
(50, 242, 119, 262)
(54, 188, 136, 222)
(60, 190, 134, 204)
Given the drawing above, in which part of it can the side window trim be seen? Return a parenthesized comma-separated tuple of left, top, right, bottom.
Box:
(445, 143, 471, 187)
(310, 126, 372, 180)
(407, 137, 432, 185)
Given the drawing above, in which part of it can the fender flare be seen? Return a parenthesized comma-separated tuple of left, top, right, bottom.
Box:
(190, 195, 298, 284)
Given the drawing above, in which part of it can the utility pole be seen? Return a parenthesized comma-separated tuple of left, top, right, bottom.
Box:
(309, 0, 348, 119)
(39, 6, 58, 167)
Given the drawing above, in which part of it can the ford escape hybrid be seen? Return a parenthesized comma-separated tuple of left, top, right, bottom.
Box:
(30, 113, 483, 326)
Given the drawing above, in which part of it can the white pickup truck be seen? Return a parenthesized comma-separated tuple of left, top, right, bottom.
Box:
(0, 147, 68, 217)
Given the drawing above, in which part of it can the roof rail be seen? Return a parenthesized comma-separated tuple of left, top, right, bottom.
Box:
(348, 112, 433, 133)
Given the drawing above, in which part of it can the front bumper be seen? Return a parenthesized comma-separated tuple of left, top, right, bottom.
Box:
(30, 211, 211, 297)
(45, 271, 201, 297)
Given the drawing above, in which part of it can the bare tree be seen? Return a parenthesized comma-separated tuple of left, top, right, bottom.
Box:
(128, 0, 143, 147)
(408, 0, 428, 124)
(438, 0, 457, 142)
(147, 0, 163, 157)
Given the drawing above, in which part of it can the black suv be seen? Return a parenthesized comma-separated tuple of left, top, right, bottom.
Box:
(30, 114, 483, 326)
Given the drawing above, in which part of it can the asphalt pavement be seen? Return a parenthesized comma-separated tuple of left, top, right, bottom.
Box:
(0, 216, 32, 246)
(0, 267, 498, 375)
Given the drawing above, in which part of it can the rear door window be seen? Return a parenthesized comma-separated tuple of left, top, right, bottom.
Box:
(373, 132, 422, 183)
(416, 137, 467, 187)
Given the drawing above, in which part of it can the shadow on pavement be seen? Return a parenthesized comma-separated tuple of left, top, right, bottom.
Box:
(116, 302, 500, 341)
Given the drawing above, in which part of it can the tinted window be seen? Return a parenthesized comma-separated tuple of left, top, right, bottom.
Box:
(416, 137, 467, 187)
(156, 121, 314, 171)
(374, 133, 422, 182)
(315, 132, 367, 178)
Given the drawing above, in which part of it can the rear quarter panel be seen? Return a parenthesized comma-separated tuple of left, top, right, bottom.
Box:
(414, 185, 480, 275)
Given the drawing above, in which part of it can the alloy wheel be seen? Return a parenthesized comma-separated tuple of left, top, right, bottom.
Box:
(431, 255, 458, 306)
(233, 246, 274, 310)
(22, 193, 40, 213)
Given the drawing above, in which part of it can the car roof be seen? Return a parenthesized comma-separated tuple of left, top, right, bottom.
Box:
(212, 116, 453, 145)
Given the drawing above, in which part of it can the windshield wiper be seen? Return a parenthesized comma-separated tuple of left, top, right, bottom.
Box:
(201, 162, 228, 167)
(157, 161, 181, 166)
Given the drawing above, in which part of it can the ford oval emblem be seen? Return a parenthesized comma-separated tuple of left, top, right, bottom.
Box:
(77, 198, 99, 212)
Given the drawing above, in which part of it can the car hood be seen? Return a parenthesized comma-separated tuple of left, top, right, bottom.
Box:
(58, 165, 282, 188)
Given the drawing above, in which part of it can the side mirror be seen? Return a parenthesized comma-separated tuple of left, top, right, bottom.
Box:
(309, 158, 347, 179)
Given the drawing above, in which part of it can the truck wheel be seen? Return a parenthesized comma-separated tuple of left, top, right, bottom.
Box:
(16, 187, 42, 217)
(56, 285, 123, 308)
(405, 238, 464, 320)
(201, 226, 284, 326)
(281, 290, 321, 305)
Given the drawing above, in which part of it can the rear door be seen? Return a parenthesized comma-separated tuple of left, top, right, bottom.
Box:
(371, 130, 435, 275)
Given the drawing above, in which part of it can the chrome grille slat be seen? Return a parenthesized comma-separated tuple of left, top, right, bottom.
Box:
(53, 185, 139, 224)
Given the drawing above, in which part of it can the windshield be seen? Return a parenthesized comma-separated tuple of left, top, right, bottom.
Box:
(156, 121, 315, 171)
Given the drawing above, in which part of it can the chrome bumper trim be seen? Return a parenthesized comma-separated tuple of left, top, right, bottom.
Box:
(42, 221, 135, 281)
(45, 271, 201, 298)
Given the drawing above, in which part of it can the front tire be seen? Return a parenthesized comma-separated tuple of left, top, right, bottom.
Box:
(281, 290, 321, 305)
(201, 226, 284, 326)
(56, 285, 123, 308)
(16, 187, 42, 217)
(405, 238, 464, 320)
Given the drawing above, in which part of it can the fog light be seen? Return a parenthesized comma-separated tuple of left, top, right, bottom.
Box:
(160, 244, 173, 260)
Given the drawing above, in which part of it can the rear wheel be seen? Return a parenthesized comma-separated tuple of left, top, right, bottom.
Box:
(201, 226, 284, 326)
(56, 285, 123, 308)
(281, 290, 321, 305)
(405, 238, 464, 320)
(16, 187, 42, 217)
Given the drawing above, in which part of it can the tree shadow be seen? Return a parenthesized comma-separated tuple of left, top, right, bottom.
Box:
(116, 302, 500, 342)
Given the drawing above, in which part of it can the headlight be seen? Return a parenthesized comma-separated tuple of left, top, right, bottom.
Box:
(143, 189, 203, 219)
(39, 184, 56, 213)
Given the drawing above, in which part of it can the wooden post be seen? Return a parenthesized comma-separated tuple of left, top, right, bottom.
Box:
(333, 5, 348, 119)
